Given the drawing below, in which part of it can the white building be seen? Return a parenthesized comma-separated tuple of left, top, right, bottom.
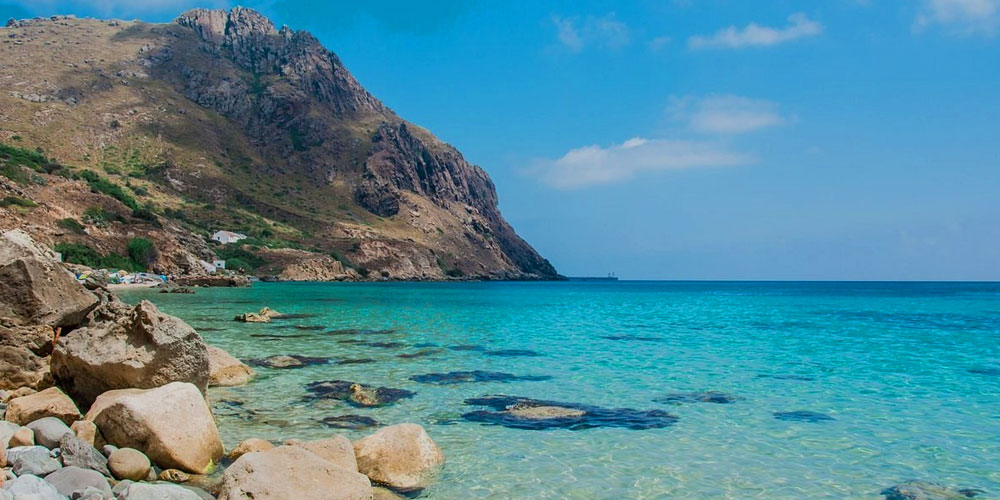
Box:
(211, 230, 247, 244)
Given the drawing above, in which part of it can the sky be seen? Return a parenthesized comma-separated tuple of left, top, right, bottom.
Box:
(2, 0, 999, 280)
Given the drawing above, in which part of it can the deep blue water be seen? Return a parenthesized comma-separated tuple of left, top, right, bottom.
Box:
(120, 281, 1000, 499)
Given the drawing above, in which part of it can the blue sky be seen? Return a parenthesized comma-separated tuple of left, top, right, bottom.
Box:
(3, 1, 999, 280)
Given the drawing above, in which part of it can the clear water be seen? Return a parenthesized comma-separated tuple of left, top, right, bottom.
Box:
(119, 281, 1000, 499)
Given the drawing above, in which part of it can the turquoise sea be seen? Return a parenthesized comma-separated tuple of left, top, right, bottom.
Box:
(120, 281, 1000, 499)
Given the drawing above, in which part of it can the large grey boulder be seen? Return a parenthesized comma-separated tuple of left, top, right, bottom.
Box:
(44, 465, 113, 498)
(51, 300, 210, 406)
(217, 445, 372, 500)
(89, 383, 223, 474)
(0, 229, 98, 327)
(26, 416, 73, 449)
(352, 424, 444, 492)
(112, 480, 203, 500)
(59, 433, 111, 477)
(10, 445, 61, 476)
(2, 473, 65, 499)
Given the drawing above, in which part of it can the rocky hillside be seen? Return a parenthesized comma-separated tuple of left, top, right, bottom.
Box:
(0, 9, 558, 280)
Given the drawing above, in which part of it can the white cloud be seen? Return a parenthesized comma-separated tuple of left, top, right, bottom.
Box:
(552, 13, 631, 52)
(670, 95, 787, 134)
(530, 137, 752, 189)
(915, 0, 1000, 36)
(688, 13, 824, 49)
(648, 35, 672, 52)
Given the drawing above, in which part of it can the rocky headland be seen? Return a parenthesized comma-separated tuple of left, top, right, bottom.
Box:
(0, 228, 444, 499)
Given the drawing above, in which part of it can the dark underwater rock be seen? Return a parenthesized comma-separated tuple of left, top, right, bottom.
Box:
(410, 371, 552, 385)
(337, 358, 376, 365)
(602, 335, 664, 342)
(413, 342, 439, 348)
(363, 342, 406, 349)
(881, 481, 984, 500)
(449, 345, 486, 352)
(327, 328, 396, 336)
(773, 410, 834, 422)
(247, 354, 331, 369)
(321, 415, 380, 430)
(337, 339, 368, 344)
(397, 349, 442, 359)
(757, 374, 816, 381)
(249, 334, 311, 341)
(654, 391, 741, 404)
(269, 313, 317, 320)
(484, 349, 541, 357)
(462, 395, 678, 430)
(287, 325, 325, 331)
(967, 367, 1000, 376)
(305, 380, 415, 407)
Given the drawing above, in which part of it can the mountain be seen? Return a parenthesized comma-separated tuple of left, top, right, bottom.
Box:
(0, 8, 558, 280)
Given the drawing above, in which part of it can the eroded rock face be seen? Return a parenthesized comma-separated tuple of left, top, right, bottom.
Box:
(206, 345, 254, 387)
(217, 445, 372, 500)
(352, 424, 444, 492)
(51, 300, 210, 406)
(89, 382, 223, 474)
(0, 229, 98, 328)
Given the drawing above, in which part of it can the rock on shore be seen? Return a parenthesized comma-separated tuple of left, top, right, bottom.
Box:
(207, 346, 254, 387)
(218, 445, 373, 500)
(353, 424, 444, 492)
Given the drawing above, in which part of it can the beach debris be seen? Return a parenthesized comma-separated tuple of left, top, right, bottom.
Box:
(483, 349, 541, 357)
(409, 371, 552, 385)
(773, 411, 835, 422)
(654, 391, 742, 404)
(462, 395, 678, 430)
(304, 380, 415, 407)
(881, 480, 985, 500)
(321, 415, 380, 430)
(353, 423, 444, 492)
(247, 354, 331, 369)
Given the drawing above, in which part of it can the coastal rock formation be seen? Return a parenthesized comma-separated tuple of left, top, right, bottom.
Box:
(206, 346, 254, 387)
(353, 424, 444, 492)
(217, 445, 373, 500)
(89, 382, 223, 474)
(51, 300, 210, 405)
(174, 275, 252, 288)
(4, 387, 81, 425)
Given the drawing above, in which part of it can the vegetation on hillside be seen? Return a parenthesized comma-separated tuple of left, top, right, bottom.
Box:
(55, 237, 158, 272)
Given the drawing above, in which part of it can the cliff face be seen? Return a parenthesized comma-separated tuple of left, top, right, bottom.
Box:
(0, 9, 557, 280)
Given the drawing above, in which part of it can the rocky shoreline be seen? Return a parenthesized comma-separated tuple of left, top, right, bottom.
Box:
(0, 229, 443, 499)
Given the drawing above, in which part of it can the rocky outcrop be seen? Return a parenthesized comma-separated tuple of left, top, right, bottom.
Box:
(51, 300, 210, 406)
(89, 382, 223, 474)
(0, 230, 99, 328)
(174, 275, 251, 287)
(207, 346, 254, 387)
(217, 445, 373, 500)
(352, 424, 444, 492)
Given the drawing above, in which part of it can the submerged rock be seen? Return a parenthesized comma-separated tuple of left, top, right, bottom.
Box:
(362, 342, 406, 349)
(353, 424, 444, 492)
(449, 345, 486, 352)
(773, 411, 835, 423)
(327, 328, 396, 336)
(304, 380, 415, 407)
(881, 481, 984, 500)
(397, 349, 441, 359)
(483, 349, 541, 357)
(247, 354, 331, 369)
(967, 367, 1000, 376)
(654, 391, 742, 404)
(601, 335, 664, 342)
(321, 415, 380, 430)
(757, 374, 816, 381)
(409, 371, 552, 385)
(462, 395, 678, 430)
(337, 358, 376, 365)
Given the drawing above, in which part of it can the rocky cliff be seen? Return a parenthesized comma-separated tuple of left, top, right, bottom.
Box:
(0, 9, 558, 280)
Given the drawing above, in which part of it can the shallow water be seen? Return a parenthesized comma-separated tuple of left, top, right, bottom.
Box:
(120, 281, 1000, 499)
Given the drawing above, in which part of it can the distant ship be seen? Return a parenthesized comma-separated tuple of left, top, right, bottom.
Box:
(568, 273, 620, 282)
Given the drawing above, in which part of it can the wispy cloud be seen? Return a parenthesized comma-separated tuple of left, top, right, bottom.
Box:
(915, 0, 1000, 36)
(529, 137, 752, 189)
(648, 35, 672, 52)
(688, 13, 823, 49)
(552, 13, 631, 52)
(670, 95, 787, 134)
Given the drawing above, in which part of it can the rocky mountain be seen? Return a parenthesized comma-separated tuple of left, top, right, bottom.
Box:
(0, 8, 558, 280)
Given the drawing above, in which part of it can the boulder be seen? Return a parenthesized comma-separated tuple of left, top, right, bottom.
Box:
(217, 445, 372, 500)
(91, 382, 223, 473)
(10, 426, 34, 447)
(258, 307, 282, 318)
(71, 419, 98, 446)
(25, 416, 72, 449)
(0, 421, 20, 448)
(234, 312, 269, 323)
(225, 438, 273, 461)
(206, 346, 253, 387)
(353, 424, 444, 492)
(285, 435, 357, 472)
(1, 473, 64, 500)
(0, 324, 55, 356)
(51, 300, 210, 406)
(112, 480, 204, 500)
(60, 433, 111, 477)
(44, 465, 113, 498)
(108, 448, 151, 481)
(0, 229, 99, 327)
(10, 445, 61, 476)
(4, 386, 81, 425)
(0, 346, 52, 391)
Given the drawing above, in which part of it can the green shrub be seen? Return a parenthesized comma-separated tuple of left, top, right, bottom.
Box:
(127, 237, 158, 268)
(0, 196, 37, 208)
(79, 170, 139, 211)
(215, 245, 266, 271)
(83, 206, 109, 225)
(57, 218, 86, 233)
(224, 257, 253, 272)
(0, 164, 29, 184)
(0, 142, 48, 170)
(100, 253, 140, 271)
(54, 241, 144, 271)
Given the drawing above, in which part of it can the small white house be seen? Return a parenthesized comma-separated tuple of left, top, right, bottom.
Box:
(213, 260, 227, 270)
(211, 230, 247, 244)
(198, 260, 217, 273)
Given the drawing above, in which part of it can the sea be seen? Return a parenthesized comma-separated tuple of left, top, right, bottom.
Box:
(119, 281, 1000, 499)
